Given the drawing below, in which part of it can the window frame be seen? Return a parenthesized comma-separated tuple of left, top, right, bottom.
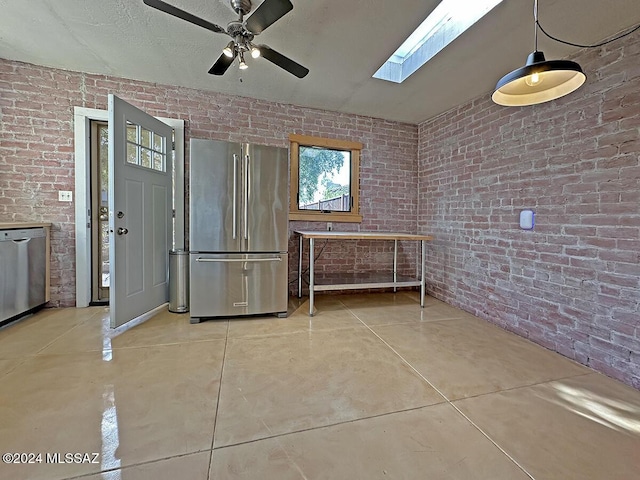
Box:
(289, 134, 363, 223)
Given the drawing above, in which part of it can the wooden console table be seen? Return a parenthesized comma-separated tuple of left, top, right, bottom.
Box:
(295, 231, 433, 316)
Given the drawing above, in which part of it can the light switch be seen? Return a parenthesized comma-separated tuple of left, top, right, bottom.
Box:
(520, 210, 534, 230)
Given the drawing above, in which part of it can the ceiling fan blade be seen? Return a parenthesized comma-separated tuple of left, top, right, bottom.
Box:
(208, 52, 235, 75)
(245, 0, 293, 34)
(143, 0, 227, 34)
(258, 45, 309, 78)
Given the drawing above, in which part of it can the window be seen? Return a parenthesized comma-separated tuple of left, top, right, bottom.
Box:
(373, 0, 504, 83)
(289, 134, 362, 222)
(125, 122, 167, 172)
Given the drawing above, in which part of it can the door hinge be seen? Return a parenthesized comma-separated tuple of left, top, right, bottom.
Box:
(172, 209, 176, 218)
(171, 141, 175, 151)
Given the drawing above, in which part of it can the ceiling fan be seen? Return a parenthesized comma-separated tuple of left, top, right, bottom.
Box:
(143, 0, 309, 78)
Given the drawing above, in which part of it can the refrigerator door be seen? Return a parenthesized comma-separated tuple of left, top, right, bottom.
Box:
(189, 253, 288, 319)
(189, 139, 241, 252)
(243, 143, 289, 253)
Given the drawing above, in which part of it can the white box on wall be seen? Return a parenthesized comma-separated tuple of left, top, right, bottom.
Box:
(520, 210, 535, 230)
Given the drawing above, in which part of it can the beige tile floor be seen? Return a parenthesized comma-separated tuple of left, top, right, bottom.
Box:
(0, 292, 639, 480)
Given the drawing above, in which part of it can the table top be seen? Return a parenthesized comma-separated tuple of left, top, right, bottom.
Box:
(294, 230, 433, 241)
(0, 222, 52, 229)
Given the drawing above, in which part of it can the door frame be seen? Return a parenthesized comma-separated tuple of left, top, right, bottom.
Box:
(73, 106, 185, 308)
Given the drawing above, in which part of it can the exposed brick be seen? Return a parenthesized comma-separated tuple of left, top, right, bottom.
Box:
(418, 30, 640, 389)
(2, 58, 421, 308)
(2, 29, 639, 390)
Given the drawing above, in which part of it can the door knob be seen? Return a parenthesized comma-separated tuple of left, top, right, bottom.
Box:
(117, 227, 129, 235)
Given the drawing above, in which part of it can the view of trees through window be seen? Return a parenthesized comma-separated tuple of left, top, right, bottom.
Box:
(298, 146, 351, 212)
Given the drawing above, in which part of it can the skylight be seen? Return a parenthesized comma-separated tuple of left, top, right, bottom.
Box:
(373, 0, 504, 83)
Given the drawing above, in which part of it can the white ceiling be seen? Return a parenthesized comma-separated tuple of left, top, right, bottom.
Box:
(1, 0, 638, 124)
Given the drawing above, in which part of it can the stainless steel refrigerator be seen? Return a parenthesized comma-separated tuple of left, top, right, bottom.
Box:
(189, 138, 289, 322)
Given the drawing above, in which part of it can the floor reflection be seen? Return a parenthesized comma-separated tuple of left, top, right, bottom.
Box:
(101, 384, 121, 472)
(552, 382, 640, 434)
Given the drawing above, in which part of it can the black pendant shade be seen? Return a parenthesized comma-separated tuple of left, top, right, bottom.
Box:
(492, 51, 586, 106)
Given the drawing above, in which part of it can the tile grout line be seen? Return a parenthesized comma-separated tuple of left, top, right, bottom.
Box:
(343, 300, 537, 480)
(0, 357, 28, 379)
(445, 405, 536, 480)
(28, 309, 107, 357)
(213, 403, 449, 451)
(207, 319, 231, 479)
(208, 317, 308, 479)
(448, 371, 595, 403)
(64, 450, 213, 480)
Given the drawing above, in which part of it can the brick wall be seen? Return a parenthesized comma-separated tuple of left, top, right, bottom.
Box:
(418, 32, 640, 388)
(0, 58, 418, 307)
(2, 30, 637, 389)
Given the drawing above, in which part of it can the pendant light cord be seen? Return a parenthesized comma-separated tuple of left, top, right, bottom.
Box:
(533, 0, 539, 51)
(536, 19, 640, 49)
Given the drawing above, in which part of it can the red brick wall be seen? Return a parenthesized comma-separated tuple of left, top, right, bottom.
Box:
(418, 33, 640, 388)
(2, 31, 637, 389)
(0, 59, 418, 307)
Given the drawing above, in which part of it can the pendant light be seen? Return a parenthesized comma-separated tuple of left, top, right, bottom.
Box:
(492, 0, 586, 106)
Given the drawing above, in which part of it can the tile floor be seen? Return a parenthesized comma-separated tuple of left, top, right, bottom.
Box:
(0, 292, 639, 480)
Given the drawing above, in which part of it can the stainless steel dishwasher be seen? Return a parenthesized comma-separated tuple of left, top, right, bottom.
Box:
(0, 228, 47, 323)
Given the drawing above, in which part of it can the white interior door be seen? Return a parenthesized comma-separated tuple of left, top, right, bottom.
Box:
(108, 94, 173, 328)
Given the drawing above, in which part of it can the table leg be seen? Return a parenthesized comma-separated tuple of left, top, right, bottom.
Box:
(309, 237, 315, 316)
(298, 234, 303, 298)
(420, 240, 426, 308)
(393, 239, 398, 293)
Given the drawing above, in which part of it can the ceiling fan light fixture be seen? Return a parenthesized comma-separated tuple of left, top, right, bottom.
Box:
(492, 51, 586, 106)
(143, 0, 307, 77)
(238, 52, 248, 70)
(223, 41, 235, 58)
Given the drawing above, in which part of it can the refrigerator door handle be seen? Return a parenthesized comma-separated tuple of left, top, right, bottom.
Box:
(195, 257, 282, 263)
(232, 153, 238, 240)
(244, 153, 250, 241)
